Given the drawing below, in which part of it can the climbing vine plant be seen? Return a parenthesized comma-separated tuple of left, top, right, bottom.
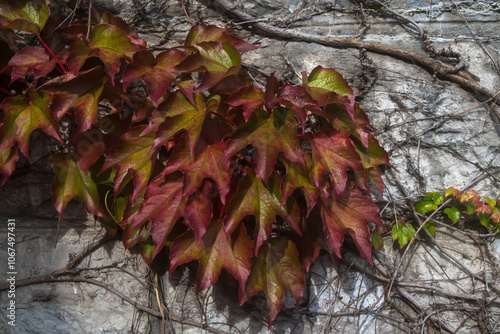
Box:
(0, 0, 390, 325)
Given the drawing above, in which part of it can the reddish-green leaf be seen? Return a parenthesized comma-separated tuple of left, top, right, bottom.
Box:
(122, 173, 184, 259)
(0, 0, 49, 34)
(66, 38, 90, 74)
(100, 125, 156, 200)
(89, 23, 141, 83)
(309, 130, 363, 197)
(225, 169, 301, 254)
(122, 50, 186, 106)
(303, 66, 355, 119)
(41, 66, 106, 135)
(91, 7, 146, 48)
(278, 84, 321, 128)
(226, 108, 304, 182)
(0, 146, 19, 186)
(225, 86, 264, 121)
(0, 88, 63, 158)
(71, 127, 106, 176)
(319, 188, 382, 264)
(175, 41, 241, 90)
(184, 24, 258, 54)
(149, 91, 208, 155)
(240, 237, 305, 326)
(170, 220, 253, 292)
(3, 46, 56, 83)
(163, 140, 231, 204)
(281, 155, 319, 216)
(51, 153, 106, 219)
(181, 182, 213, 243)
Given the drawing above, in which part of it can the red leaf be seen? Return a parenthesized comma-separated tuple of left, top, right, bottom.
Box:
(66, 38, 90, 74)
(0, 88, 63, 158)
(51, 153, 106, 219)
(281, 155, 319, 217)
(225, 169, 301, 255)
(100, 125, 156, 200)
(225, 85, 264, 121)
(319, 188, 382, 264)
(163, 141, 231, 204)
(3, 46, 56, 83)
(181, 182, 213, 244)
(122, 50, 186, 106)
(240, 237, 305, 326)
(264, 72, 280, 112)
(149, 91, 209, 156)
(121, 173, 185, 259)
(0, 0, 49, 34)
(91, 7, 147, 47)
(170, 220, 253, 292)
(0, 146, 19, 186)
(71, 127, 107, 176)
(309, 129, 363, 197)
(226, 108, 304, 182)
(278, 84, 321, 128)
(41, 66, 106, 135)
(184, 24, 258, 54)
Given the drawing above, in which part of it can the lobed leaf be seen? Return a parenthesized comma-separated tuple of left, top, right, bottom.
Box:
(319, 188, 382, 264)
(224, 169, 301, 255)
(51, 153, 106, 219)
(0, 88, 63, 158)
(163, 140, 231, 204)
(3, 46, 56, 83)
(240, 237, 305, 326)
(226, 108, 304, 183)
(170, 220, 253, 292)
(0, 146, 19, 186)
(0, 0, 49, 34)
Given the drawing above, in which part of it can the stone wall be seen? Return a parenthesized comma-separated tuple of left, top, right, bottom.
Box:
(1, 0, 500, 333)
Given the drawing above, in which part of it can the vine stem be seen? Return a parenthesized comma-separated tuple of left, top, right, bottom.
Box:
(210, 111, 238, 127)
(38, 34, 67, 74)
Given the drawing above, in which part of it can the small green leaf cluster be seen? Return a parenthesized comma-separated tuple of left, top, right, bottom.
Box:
(393, 188, 500, 248)
(0, 0, 389, 325)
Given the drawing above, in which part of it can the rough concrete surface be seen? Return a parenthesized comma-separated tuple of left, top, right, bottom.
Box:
(1, 0, 500, 333)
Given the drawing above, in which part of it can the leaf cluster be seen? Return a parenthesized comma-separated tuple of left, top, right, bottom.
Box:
(0, 0, 389, 325)
(394, 188, 500, 248)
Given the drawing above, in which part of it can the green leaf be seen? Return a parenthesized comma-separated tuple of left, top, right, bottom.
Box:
(391, 222, 416, 248)
(226, 108, 304, 183)
(224, 169, 301, 255)
(444, 207, 461, 224)
(240, 237, 305, 327)
(424, 221, 436, 238)
(0, 0, 49, 34)
(479, 213, 491, 229)
(464, 201, 476, 215)
(170, 220, 253, 292)
(0, 88, 63, 158)
(414, 196, 437, 215)
(51, 153, 106, 219)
